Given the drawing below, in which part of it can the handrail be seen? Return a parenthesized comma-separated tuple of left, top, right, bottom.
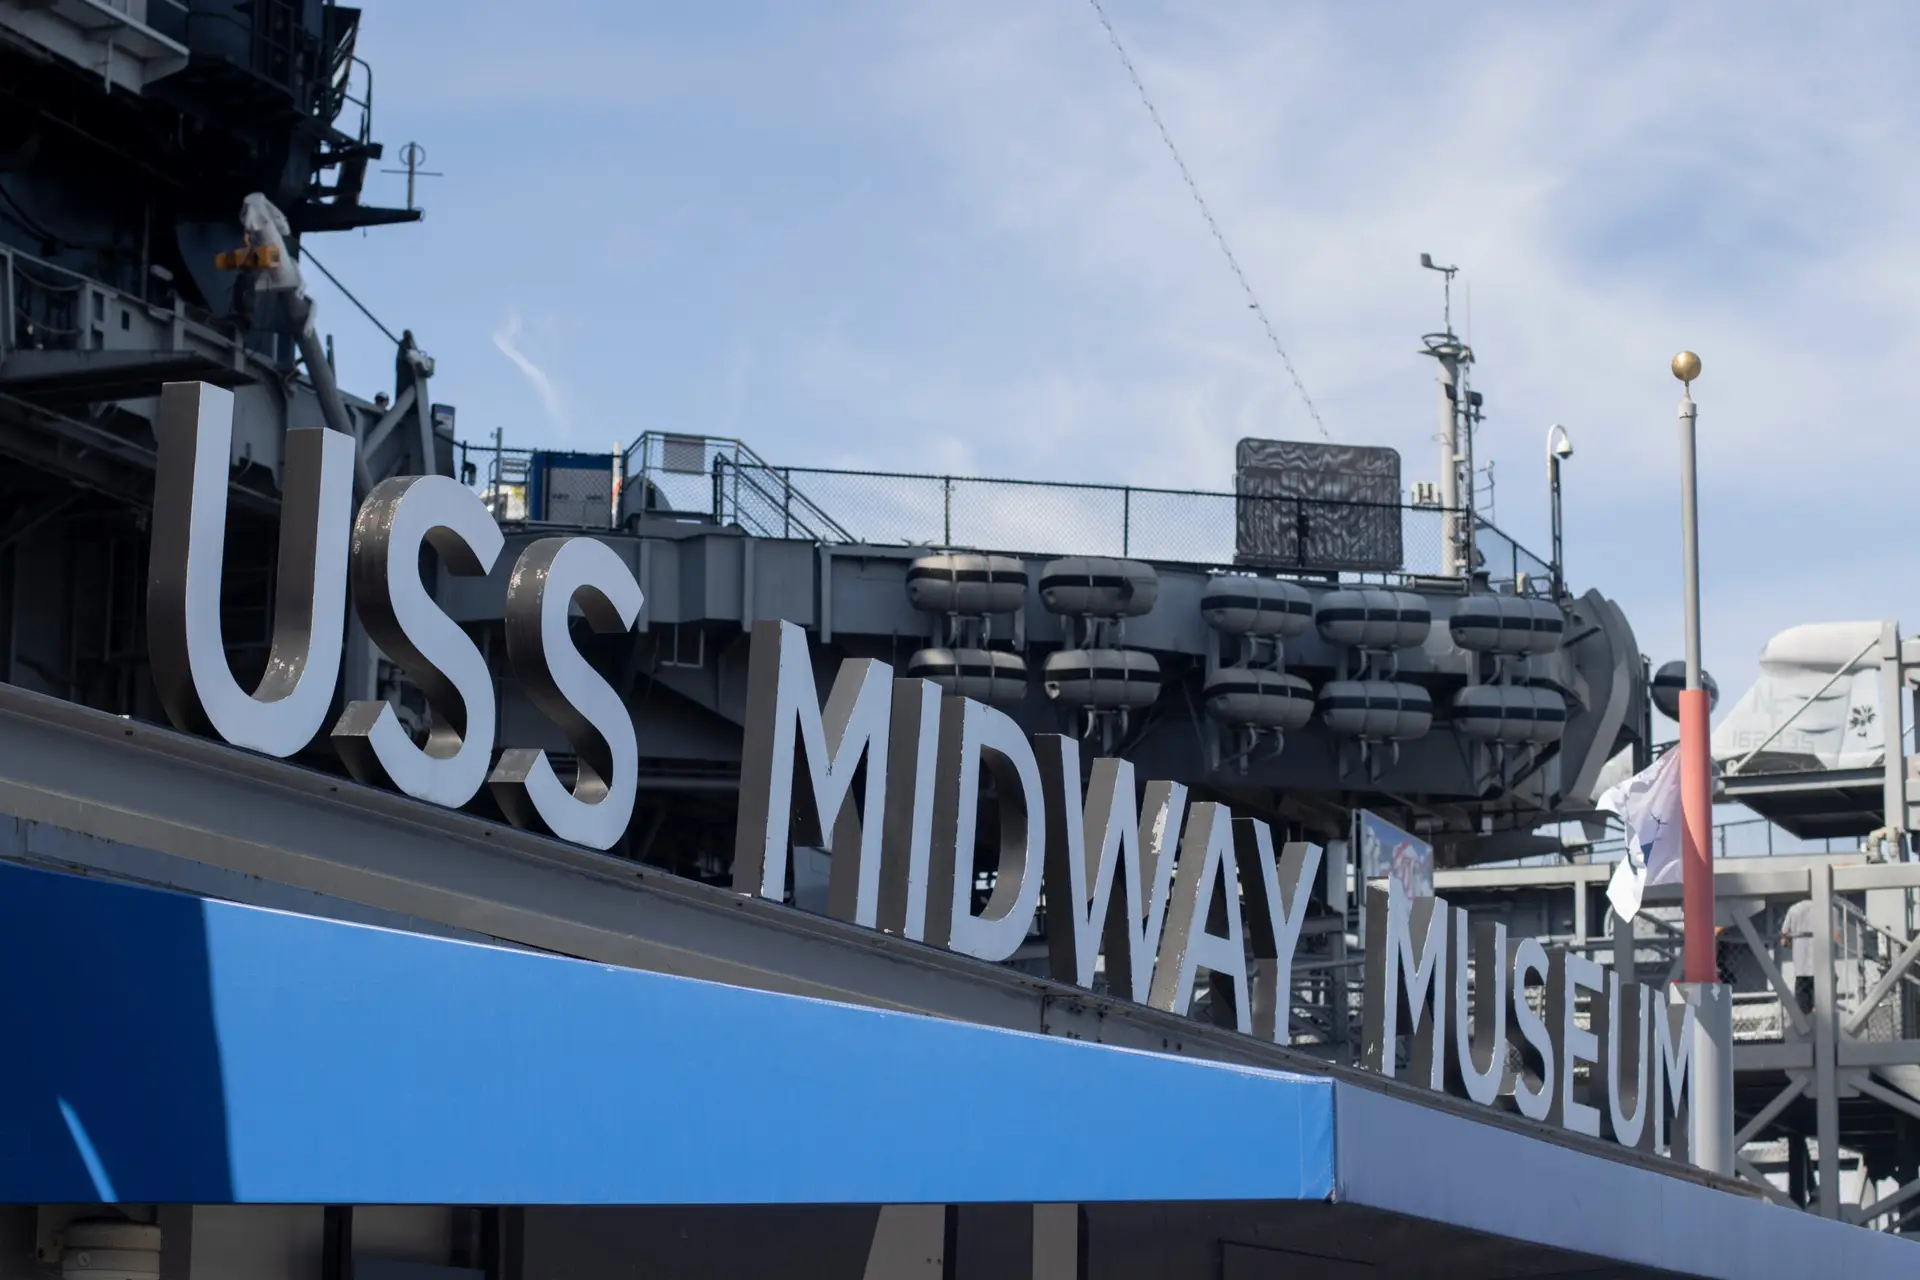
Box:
(715, 457, 854, 543)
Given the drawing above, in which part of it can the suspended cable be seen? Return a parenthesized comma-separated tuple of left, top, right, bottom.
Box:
(299, 246, 401, 346)
(1084, 0, 1330, 439)
(0, 181, 65, 250)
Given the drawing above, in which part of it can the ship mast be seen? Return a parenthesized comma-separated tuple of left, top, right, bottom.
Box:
(1419, 254, 1475, 579)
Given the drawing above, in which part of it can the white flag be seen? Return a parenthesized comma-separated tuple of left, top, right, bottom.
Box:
(1600, 748, 1685, 922)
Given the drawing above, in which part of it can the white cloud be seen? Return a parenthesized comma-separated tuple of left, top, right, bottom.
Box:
(491, 309, 570, 435)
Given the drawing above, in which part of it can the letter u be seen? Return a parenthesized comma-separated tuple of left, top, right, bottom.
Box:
(148, 382, 354, 757)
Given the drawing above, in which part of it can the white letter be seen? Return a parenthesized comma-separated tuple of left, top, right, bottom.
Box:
(1235, 821, 1321, 1046)
(1034, 739, 1185, 999)
(1150, 802, 1250, 1034)
(878, 677, 941, 940)
(486, 537, 641, 850)
(732, 619, 891, 926)
(1452, 908, 1508, 1106)
(1550, 949, 1604, 1137)
(1362, 882, 1449, 1091)
(331, 476, 503, 806)
(927, 697, 1045, 963)
(148, 381, 352, 756)
(1600, 973, 1651, 1149)
(1654, 990, 1696, 1159)
(1507, 936, 1555, 1122)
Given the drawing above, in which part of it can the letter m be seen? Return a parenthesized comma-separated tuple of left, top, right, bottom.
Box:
(732, 619, 891, 927)
(1362, 882, 1449, 1090)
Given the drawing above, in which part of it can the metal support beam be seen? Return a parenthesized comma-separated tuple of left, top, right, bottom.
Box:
(360, 383, 417, 458)
(1813, 865, 1840, 1217)
(1611, 905, 1634, 981)
(1844, 928, 1920, 1038)
(1736, 1076, 1809, 1149)
(1852, 1173, 1920, 1230)
(1734, 1155, 1800, 1209)
(1851, 1071, 1920, 1125)
(1882, 621, 1908, 850)
(1837, 1040, 1920, 1068)
(1734, 908, 1811, 1040)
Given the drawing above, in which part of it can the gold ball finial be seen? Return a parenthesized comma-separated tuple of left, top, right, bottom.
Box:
(1671, 350, 1701, 384)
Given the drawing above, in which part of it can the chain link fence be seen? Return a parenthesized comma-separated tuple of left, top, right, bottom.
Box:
(1473, 519, 1555, 592)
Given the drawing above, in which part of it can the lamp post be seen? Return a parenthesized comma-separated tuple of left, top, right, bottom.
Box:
(1546, 424, 1572, 598)
(1672, 349, 1733, 1175)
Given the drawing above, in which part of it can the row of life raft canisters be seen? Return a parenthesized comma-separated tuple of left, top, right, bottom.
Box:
(1196, 579, 1572, 747)
(904, 554, 1162, 712)
(902, 555, 1571, 744)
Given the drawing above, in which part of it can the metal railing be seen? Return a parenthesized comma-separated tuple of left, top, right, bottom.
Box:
(7, 255, 87, 352)
(622, 446, 1488, 577)
(621, 434, 853, 542)
(744, 464, 1457, 571)
(1473, 517, 1555, 593)
(1580, 814, 1864, 864)
(469, 430, 1570, 584)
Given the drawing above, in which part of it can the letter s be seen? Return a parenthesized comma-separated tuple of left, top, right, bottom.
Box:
(486, 537, 641, 849)
(331, 475, 503, 807)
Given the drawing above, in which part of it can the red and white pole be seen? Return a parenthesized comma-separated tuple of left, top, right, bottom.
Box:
(1672, 349, 1732, 1174)
(1673, 352, 1714, 981)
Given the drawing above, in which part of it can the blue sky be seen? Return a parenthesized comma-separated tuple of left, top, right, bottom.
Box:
(307, 1, 1920, 710)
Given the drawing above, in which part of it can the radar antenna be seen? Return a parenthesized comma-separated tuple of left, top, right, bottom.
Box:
(381, 142, 443, 214)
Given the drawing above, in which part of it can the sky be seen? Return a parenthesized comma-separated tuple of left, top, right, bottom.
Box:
(306, 0, 1920, 715)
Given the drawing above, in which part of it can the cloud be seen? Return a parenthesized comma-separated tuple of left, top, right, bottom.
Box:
(491, 309, 569, 435)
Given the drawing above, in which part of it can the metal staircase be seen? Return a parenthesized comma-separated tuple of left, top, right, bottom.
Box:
(621, 433, 853, 542)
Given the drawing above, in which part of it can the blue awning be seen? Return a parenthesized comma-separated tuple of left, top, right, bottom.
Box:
(0, 861, 1334, 1206)
(5, 860, 1917, 1278)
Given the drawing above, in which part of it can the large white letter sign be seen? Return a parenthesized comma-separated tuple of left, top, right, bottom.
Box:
(485, 537, 641, 850)
(1035, 737, 1185, 998)
(732, 619, 892, 927)
(1506, 936, 1556, 1122)
(1362, 882, 1448, 1090)
(1234, 820, 1320, 1046)
(1548, 950, 1605, 1138)
(331, 475, 503, 806)
(877, 677, 942, 941)
(1653, 991, 1697, 1159)
(1598, 972, 1652, 1150)
(1450, 908, 1508, 1107)
(1150, 802, 1251, 1034)
(148, 381, 353, 757)
(926, 696, 1046, 963)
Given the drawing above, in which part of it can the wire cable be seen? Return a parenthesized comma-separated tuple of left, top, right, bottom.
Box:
(299, 246, 401, 345)
(0, 181, 65, 249)
(1084, 0, 1329, 439)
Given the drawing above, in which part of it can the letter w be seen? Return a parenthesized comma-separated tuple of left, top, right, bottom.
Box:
(1035, 735, 1186, 999)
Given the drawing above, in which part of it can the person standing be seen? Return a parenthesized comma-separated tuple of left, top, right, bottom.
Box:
(1780, 897, 1818, 1014)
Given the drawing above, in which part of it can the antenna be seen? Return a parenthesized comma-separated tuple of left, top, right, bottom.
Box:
(381, 142, 443, 214)
(1419, 252, 1459, 335)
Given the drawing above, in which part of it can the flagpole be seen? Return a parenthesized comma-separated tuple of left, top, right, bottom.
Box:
(1673, 351, 1712, 983)
(1672, 350, 1733, 1175)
